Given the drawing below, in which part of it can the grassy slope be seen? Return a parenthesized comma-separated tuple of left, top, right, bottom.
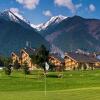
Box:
(0, 70, 100, 100)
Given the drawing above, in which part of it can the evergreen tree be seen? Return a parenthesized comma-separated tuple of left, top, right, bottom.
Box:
(22, 62, 30, 75)
(35, 45, 49, 72)
(13, 59, 21, 70)
(0, 57, 4, 67)
(4, 58, 12, 75)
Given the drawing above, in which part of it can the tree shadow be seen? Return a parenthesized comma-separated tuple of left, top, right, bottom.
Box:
(46, 74, 59, 78)
(9, 75, 37, 80)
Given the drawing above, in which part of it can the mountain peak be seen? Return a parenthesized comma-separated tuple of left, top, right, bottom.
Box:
(49, 15, 67, 23)
(0, 10, 19, 22)
(32, 15, 67, 31)
(3, 10, 12, 15)
(73, 15, 82, 18)
(71, 15, 85, 20)
(0, 10, 50, 55)
(0, 10, 32, 29)
(0, 10, 30, 24)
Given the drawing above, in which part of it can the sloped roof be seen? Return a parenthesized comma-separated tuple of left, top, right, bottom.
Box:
(12, 51, 21, 58)
(65, 52, 100, 63)
(23, 47, 36, 55)
(50, 53, 64, 62)
(15, 52, 21, 58)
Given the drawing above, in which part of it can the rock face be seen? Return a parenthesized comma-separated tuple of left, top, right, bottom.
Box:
(38, 15, 100, 52)
(0, 10, 50, 56)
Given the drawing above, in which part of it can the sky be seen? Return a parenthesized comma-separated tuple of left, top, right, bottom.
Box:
(0, 0, 100, 25)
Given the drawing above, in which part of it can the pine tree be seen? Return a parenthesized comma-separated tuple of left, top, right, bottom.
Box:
(14, 59, 20, 70)
(4, 58, 12, 75)
(35, 45, 49, 72)
(22, 62, 30, 75)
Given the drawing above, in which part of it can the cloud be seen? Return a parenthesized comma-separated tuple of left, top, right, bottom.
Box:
(54, 0, 76, 13)
(43, 10, 52, 17)
(10, 8, 24, 20)
(16, 0, 39, 10)
(89, 4, 96, 12)
(75, 3, 82, 9)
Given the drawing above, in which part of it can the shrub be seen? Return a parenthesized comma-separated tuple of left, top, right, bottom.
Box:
(22, 62, 30, 75)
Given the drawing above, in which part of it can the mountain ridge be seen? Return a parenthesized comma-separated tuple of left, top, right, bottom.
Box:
(0, 10, 50, 56)
(37, 15, 100, 53)
(32, 15, 67, 31)
(0, 10, 100, 55)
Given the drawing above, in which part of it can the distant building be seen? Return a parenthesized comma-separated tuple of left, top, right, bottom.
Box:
(64, 52, 100, 70)
(11, 52, 21, 64)
(49, 53, 64, 71)
(11, 47, 37, 70)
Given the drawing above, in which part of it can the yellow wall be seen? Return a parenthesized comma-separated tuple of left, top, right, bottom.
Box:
(64, 57, 78, 70)
(49, 56, 63, 66)
(11, 50, 37, 70)
(11, 53, 20, 64)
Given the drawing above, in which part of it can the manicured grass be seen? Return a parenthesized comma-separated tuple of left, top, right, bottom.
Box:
(1, 88, 100, 100)
(0, 69, 100, 100)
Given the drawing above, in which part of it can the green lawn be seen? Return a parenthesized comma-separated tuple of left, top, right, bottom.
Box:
(0, 70, 100, 100)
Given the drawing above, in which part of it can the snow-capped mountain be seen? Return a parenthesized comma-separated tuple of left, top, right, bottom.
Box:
(0, 10, 31, 29)
(39, 15, 100, 52)
(0, 10, 19, 22)
(0, 10, 50, 55)
(0, 10, 29, 24)
(31, 23, 44, 31)
(32, 15, 67, 31)
(2, 11, 67, 31)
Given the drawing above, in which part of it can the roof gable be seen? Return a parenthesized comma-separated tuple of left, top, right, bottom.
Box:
(65, 52, 100, 63)
(22, 47, 36, 56)
(50, 53, 64, 62)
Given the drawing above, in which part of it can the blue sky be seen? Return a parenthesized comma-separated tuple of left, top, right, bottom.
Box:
(0, 0, 100, 24)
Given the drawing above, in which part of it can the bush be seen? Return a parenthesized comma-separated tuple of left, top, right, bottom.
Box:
(4, 65, 12, 75)
(22, 62, 30, 75)
(13, 60, 21, 70)
(4, 58, 12, 75)
(49, 62, 56, 71)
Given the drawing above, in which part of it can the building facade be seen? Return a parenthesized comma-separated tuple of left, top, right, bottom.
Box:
(11, 47, 37, 70)
(64, 52, 100, 70)
(49, 54, 64, 71)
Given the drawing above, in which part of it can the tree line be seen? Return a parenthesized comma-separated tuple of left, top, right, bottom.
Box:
(0, 45, 49, 75)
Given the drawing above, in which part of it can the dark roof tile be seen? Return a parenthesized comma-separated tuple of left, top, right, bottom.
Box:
(23, 47, 36, 55)
(65, 52, 100, 63)
(50, 53, 64, 62)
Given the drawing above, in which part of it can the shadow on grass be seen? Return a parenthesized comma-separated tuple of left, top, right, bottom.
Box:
(9, 75, 37, 79)
(47, 74, 59, 78)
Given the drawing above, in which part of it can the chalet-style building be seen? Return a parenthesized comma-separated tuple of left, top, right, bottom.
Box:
(95, 53, 100, 67)
(49, 54, 64, 71)
(64, 52, 100, 70)
(11, 47, 37, 70)
(11, 52, 21, 64)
